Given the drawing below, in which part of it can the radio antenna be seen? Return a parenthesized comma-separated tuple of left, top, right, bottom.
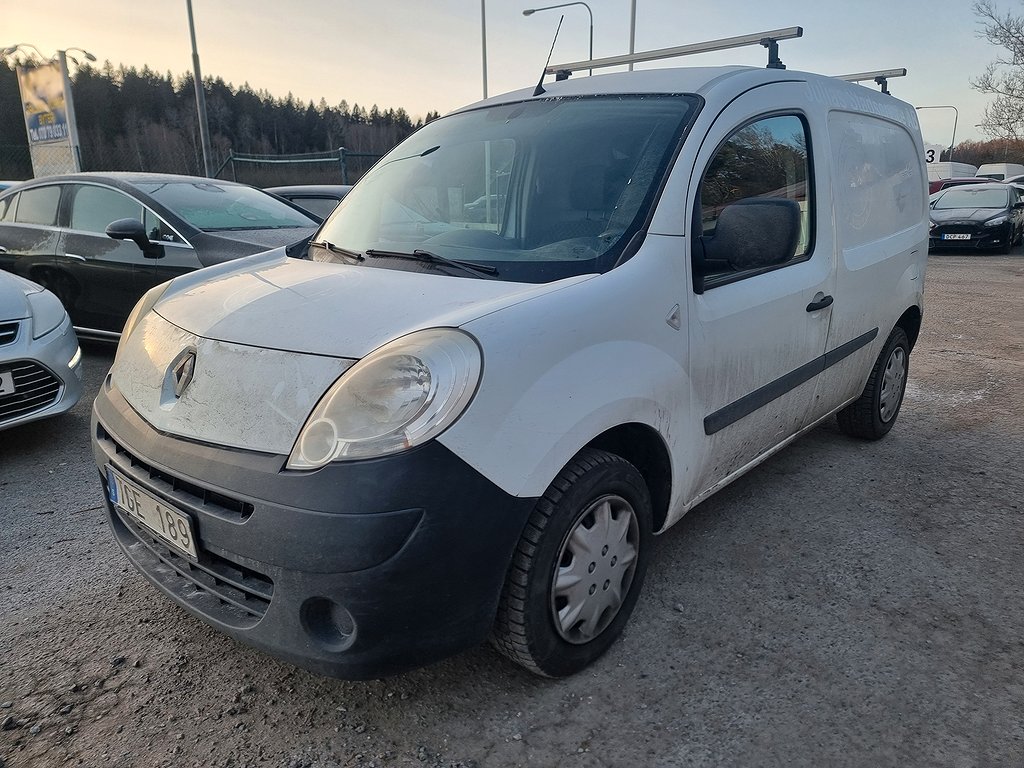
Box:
(533, 15, 565, 96)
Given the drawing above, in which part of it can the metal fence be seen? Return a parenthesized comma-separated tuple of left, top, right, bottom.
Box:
(0, 144, 384, 188)
(214, 148, 384, 187)
(0, 145, 32, 182)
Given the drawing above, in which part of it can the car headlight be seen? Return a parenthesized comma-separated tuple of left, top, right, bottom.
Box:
(26, 289, 67, 339)
(984, 215, 1009, 227)
(287, 328, 482, 469)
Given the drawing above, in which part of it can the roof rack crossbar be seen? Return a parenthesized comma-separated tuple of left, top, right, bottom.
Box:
(545, 26, 803, 77)
(834, 68, 907, 95)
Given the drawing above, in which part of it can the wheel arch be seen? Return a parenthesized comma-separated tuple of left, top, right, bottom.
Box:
(895, 305, 922, 351)
(585, 423, 672, 533)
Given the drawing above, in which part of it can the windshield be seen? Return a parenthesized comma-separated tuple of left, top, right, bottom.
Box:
(136, 181, 318, 231)
(934, 187, 1010, 210)
(316, 95, 698, 282)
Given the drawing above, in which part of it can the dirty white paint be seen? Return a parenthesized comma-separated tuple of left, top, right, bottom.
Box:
(112, 312, 353, 455)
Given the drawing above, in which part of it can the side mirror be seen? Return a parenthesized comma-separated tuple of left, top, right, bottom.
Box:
(106, 218, 162, 258)
(700, 198, 800, 274)
(1013, 201, 1024, 209)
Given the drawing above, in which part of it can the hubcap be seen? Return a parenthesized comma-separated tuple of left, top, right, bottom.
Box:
(879, 346, 907, 422)
(550, 494, 640, 645)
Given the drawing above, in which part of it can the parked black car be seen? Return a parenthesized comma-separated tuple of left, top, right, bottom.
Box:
(0, 173, 319, 339)
(265, 184, 352, 220)
(929, 183, 1024, 253)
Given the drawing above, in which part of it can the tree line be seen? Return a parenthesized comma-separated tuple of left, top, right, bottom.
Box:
(0, 59, 439, 183)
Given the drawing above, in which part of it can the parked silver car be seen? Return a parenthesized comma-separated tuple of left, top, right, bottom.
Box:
(0, 271, 83, 430)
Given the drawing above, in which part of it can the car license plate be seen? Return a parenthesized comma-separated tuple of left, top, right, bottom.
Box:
(0, 371, 13, 396)
(106, 466, 198, 559)
(942, 233, 971, 240)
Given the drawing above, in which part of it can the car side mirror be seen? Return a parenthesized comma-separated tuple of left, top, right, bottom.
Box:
(1013, 201, 1024, 209)
(106, 218, 162, 258)
(696, 198, 801, 290)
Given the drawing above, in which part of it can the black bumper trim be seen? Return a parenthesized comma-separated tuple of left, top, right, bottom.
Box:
(92, 381, 537, 679)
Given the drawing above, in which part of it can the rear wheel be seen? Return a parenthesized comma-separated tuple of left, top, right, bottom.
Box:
(837, 326, 909, 440)
(490, 448, 652, 677)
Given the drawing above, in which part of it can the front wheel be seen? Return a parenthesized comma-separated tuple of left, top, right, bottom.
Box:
(490, 448, 652, 677)
(836, 326, 910, 440)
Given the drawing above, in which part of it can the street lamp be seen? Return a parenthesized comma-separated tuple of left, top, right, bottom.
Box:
(523, 2, 594, 75)
(915, 105, 960, 162)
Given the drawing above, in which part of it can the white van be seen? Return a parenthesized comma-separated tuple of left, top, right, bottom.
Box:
(927, 161, 977, 181)
(91, 34, 928, 679)
(976, 162, 1024, 180)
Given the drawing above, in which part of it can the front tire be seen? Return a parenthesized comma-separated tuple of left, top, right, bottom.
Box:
(837, 326, 910, 440)
(490, 448, 653, 677)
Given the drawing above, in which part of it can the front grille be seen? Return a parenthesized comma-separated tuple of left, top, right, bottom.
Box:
(932, 223, 984, 237)
(96, 422, 254, 523)
(0, 322, 18, 346)
(111, 509, 274, 628)
(0, 360, 61, 424)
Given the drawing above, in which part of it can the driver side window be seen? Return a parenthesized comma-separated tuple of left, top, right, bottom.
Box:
(696, 114, 812, 288)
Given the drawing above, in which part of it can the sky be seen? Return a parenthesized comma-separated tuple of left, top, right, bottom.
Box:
(2, 0, 1009, 149)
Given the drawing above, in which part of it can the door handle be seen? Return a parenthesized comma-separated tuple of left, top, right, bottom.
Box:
(64, 253, 87, 262)
(806, 293, 834, 312)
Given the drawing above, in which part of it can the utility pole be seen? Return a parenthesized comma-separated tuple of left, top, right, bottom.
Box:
(186, 0, 214, 177)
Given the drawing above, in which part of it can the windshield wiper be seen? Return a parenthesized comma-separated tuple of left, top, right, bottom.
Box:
(309, 240, 365, 263)
(364, 248, 498, 278)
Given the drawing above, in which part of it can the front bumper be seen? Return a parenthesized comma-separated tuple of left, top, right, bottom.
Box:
(0, 314, 82, 430)
(92, 380, 536, 679)
(929, 221, 1013, 250)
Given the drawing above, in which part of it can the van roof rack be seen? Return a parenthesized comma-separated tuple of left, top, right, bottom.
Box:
(545, 26, 803, 81)
(835, 68, 907, 95)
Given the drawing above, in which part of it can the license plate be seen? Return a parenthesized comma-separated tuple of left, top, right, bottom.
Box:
(942, 233, 971, 240)
(0, 371, 13, 396)
(106, 466, 198, 559)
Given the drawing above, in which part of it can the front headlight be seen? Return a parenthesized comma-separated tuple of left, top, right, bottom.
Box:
(984, 215, 1009, 227)
(26, 289, 67, 339)
(287, 328, 482, 469)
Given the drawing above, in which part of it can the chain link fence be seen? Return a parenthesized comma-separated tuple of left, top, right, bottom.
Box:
(0, 145, 32, 182)
(0, 143, 383, 188)
(214, 149, 383, 187)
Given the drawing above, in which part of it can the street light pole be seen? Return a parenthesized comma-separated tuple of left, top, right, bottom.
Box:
(481, 0, 488, 98)
(186, 0, 214, 177)
(523, 2, 594, 75)
(629, 0, 637, 71)
(915, 105, 960, 162)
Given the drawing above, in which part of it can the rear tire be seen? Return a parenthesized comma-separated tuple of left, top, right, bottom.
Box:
(490, 448, 652, 677)
(837, 326, 910, 440)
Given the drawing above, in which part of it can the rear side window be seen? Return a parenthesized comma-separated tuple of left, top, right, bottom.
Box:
(15, 186, 60, 226)
(70, 185, 143, 234)
(829, 111, 925, 250)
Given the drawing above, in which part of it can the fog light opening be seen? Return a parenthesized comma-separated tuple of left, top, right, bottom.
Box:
(301, 597, 357, 652)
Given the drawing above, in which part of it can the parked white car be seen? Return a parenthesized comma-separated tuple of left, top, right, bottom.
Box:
(0, 272, 82, 430)
(92, 39, 928, 679)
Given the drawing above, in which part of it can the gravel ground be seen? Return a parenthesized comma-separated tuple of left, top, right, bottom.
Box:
(1, 254, 1022, 768)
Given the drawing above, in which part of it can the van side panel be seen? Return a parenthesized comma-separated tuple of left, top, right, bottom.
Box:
(814, 110, 928, 407)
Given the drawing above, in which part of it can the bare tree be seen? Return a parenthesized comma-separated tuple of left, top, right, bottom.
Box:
(973, 0, 1024, 138)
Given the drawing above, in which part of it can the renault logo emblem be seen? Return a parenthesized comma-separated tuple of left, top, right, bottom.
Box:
(171, 350, 196, 398)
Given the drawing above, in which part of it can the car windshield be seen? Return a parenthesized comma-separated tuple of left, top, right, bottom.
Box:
(315, 95, 698, 283)
(934, 187, 1010, 210)
(135, 181, 318, 231)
